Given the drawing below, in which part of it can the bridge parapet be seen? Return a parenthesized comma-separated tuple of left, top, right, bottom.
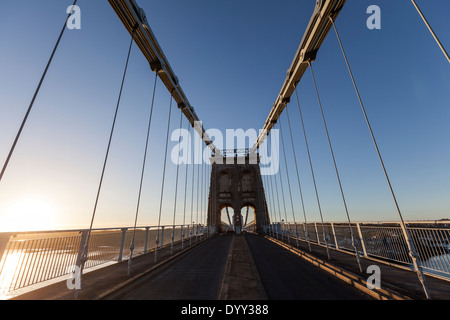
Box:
(0, 223, 211, 298)
(268, 220, 450, 282)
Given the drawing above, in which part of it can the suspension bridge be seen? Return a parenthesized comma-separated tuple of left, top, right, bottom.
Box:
(0, 0, 449, 304)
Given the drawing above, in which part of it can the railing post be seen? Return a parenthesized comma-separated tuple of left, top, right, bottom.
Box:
(314, 222, 320, 244)
(286, 223, 291, 244)
(170, 226, 175, 255)
(144, 227, 150, 253)
(356, 223, 368, 258)
(118, 228, 127, 262)
(400, 221, 431, 299)
(188, 225, 191, 246)
(181, 225, 184, 250)
(304, 223, 312, 252)
(331, 223, 339, 250)
(75, 230, 89, 268)
(159, 226, 164, 249)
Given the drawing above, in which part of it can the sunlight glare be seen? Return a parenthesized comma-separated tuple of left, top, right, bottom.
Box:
(0, 196, 59, 232)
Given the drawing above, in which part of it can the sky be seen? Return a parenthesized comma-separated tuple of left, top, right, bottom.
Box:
(0, 0, 449, 232)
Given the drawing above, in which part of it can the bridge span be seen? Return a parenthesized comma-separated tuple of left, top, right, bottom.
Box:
(9, 232, 449, 301)
(103, 233, 370, 300)
(1, 0, 449, 307)
(10, 233, 369, 300)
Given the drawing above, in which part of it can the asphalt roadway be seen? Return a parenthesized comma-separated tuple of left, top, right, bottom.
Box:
(119, 233, 371, 300)
(120, 233, 233, 300)
(245, 233, 371, 300)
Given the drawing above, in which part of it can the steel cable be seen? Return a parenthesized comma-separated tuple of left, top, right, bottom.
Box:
(76, 31, 135, 298)
(181, 121, 192, 249)
(308, 61, 362, 272)
(285, 107, 311, 251)
(128, 72, 158, 276)
(279, 121, 297, 245)
(0, 0, 78, 184)
(171, 111, 184, 254)
(294, 88, 331, 260)
(154, 95, 174, 263)
(330, 16, 430, 298)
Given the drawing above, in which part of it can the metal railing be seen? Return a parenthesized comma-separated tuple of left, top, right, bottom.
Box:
(0, 224, 210, 296)
(266, 221, 450, 280)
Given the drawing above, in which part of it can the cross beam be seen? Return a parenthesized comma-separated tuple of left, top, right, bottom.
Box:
(251, 0, 346, 152)
(108, 0, 219, 154)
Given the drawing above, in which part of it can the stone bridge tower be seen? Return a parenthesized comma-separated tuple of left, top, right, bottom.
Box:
(207, 152, 270, 233)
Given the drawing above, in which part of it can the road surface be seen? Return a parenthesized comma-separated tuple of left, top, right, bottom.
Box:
(117, 233, 371, 300)
(245, 233, 371, 300)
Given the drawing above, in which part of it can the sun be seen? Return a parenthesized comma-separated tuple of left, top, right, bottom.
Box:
(1, 195, 59, 232)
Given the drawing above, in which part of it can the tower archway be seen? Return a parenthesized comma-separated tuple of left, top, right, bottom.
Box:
(207, 155, 269, 233)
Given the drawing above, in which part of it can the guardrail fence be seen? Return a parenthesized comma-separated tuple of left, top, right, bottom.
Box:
(0, 224, 209, 296)
(267, 221, 450, 280)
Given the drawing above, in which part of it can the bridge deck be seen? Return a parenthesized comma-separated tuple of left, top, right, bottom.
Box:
(246, 234, 371, 300)
(10, 233, 450, 300)
(118, 234, 233, 300)
(101, 233, 373, 300)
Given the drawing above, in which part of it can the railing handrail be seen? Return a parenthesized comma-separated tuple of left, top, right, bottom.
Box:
(267, 221, 450, 285)
(0, 223, 202, 237)
(0, 223, 211, 297)
(272, 220, 450, 226)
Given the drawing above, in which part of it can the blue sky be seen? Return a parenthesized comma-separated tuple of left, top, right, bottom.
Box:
(0, 0, 449, 231)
